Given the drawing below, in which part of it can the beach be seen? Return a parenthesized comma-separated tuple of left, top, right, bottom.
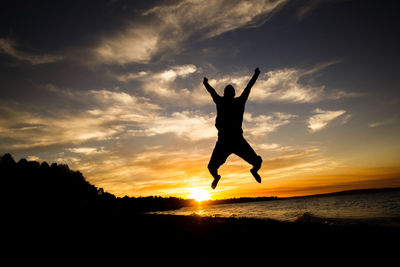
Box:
(7, 210, 400, 265)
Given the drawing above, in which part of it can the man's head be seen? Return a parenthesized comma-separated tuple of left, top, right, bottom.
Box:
(224, 84, 235, 99)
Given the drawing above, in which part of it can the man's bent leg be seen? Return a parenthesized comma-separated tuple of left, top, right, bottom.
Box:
(208, 163, 221, 190)
(250, 156, 262, 183)
(252, 155, 262, 172)
(208, 139, 230, 189)
(234, 137, 263, 183)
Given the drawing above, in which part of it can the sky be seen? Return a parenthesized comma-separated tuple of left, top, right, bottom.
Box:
(1, 0, 399, 199)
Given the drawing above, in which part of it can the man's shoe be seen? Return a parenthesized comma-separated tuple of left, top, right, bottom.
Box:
(250, 169, 261, 183)
(211, 175, 221, 189)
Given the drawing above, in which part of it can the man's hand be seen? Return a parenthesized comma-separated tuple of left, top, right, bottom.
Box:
(203, 77, 208, 84)
(255, 67, 260, 75)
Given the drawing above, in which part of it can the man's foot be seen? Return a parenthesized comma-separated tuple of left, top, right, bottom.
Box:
(211, 175, 221, 189)
(252, 156, 262, 172)
(250, 169, 261, 183)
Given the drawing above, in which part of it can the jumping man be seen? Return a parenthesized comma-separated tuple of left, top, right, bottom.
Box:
(203, 67, 263, 189)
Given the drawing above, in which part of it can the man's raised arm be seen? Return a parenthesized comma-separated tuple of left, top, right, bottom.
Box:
(203, 77, 220, 102)
(240, 67, 260, 102)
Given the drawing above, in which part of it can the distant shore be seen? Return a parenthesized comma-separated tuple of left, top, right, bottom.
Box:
(199, 187, 400, 205)
(283, 186, 400, 199)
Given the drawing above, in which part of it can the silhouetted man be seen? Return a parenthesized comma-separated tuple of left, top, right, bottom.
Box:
(203, 68, 263, 189)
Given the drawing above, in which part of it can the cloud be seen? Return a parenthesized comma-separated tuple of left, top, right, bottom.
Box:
(153, 65, 198, 82)
(93, 0, 287, 64)
(145, 0, 288, 39)
(114, 64, 210, 105)
(46, 84, 161, 119)
(252, 68, 325, 103)
(94, 26, 159, 65)
(251, 61, 349, 103)
(114, 64, 197, 84)
(244, 112, 297, 137)
(67, 147, 108, 155)
(129, 111, 217, 141)
(0, 84, 216, 154)
(127, 110, 297, 141)
(0, 88, 161, 150)
(0, 108, 120, 150)
(0, 81, 296, 153)
(258, 143, 280, 150)
(296, 0, 328, 20)
(0, 38, 63, 65)
(112, 61, 357, 106)
(307, 108, 347, 132)
(368, 117, 398, 128)
(196, 61, 358, 104)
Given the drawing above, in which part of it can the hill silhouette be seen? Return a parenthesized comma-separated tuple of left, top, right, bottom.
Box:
(1, 153, 194, 215)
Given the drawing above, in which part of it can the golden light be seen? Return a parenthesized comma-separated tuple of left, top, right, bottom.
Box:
(187, 189, 212, 202)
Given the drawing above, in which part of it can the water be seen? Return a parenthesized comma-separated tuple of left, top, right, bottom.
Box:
(153, 190, 400, 227)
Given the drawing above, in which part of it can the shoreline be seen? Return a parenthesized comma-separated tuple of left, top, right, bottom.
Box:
(150, 208, 400, 228)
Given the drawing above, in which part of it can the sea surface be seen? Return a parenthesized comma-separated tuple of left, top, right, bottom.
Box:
(152, 190, 400, 227)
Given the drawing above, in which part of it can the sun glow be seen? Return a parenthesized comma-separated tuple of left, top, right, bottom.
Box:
(187, 189, 212, 202)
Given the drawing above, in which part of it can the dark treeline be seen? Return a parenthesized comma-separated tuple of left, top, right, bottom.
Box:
(1, 153, 195, 214)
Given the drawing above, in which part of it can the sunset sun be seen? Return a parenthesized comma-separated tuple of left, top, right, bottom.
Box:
(187, 189, 212, 202)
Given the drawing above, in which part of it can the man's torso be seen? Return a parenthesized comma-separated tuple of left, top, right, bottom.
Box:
(215, 97, 245, 136)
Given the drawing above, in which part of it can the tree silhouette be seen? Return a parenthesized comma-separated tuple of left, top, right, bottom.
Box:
(1, 153, 194, 216)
